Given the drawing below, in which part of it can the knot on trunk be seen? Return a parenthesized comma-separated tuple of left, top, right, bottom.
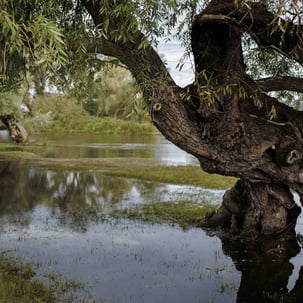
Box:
(153, 103, 162, 112)
(275, 141, 303, 166)
(286, 149, 301, 165)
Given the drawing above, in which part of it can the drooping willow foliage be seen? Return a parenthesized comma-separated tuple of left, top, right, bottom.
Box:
(1, 0, 303, 105)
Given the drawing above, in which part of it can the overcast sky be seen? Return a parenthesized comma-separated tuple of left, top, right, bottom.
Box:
(157, 41, 194, 87)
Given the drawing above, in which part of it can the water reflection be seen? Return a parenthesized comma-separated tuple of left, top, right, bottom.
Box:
(34, 132, 198, 165)
(0, 160, 220, 232)
(1, 159, 303, 302)
(218, 233, 303, 303)
(0, 130, 9, 141)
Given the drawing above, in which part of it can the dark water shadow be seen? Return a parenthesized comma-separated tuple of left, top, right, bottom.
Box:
(0, 159, 221, 231)
(213, 231, 303, 303)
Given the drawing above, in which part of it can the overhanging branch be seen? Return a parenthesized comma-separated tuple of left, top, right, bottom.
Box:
(257, 76, 303, 94)
(195, 0, 303, 65)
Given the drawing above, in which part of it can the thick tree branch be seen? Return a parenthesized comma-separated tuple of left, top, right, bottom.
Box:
(80, 0, 213, 159)
(257, 76, 303, 94)
(78, 0, 303, 236)
(195, 0, 303, 65)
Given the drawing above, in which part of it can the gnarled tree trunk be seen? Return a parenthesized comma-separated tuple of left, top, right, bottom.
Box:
(203, 180, 301, 237)
(81, 0, 303, 237)
(0, 115, 29, 143)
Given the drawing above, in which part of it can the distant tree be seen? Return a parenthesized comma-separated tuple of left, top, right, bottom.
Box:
(0, 0, 65, 142)
(3, 0, 303, 237)
(50, 63, 147, 121)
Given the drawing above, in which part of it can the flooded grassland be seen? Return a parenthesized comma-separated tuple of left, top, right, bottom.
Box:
(0, 132, 303, 303)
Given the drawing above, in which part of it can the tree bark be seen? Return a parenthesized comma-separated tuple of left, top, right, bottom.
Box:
(202, 179, 301, 237)
(81, 0, 303, 237)
(0, 115, 29, 143)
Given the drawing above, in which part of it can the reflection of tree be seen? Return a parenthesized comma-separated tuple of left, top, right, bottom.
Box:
(218, 232, 303, 302)
(0, 160, 166, 232)
(0, 161, 37, 214)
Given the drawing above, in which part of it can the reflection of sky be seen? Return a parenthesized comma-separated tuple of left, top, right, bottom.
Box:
(0, 208, 240, 303)
(122, 180, 223, 208)
(20, 132, 199, 166)
(155, 135, 198, 165)
(0, 130, 9, 141)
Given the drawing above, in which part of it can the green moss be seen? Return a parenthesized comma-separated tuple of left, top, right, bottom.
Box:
(113, 201, 217, 229)
(105, 165, 237, 189)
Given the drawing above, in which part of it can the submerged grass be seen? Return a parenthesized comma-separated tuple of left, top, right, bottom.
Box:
(113, 201, 218, 229)
(0, 134, 236, 190)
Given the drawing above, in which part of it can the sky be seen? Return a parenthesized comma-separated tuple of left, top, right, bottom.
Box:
(157, 41, 194, 87)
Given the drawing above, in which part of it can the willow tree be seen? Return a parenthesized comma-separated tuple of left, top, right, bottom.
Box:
(0, 0, 65, 142)
(5, 0, 303, 236)
(74, 0, 303, 237)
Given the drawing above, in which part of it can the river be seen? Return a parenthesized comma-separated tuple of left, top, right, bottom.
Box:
(0, 131, 303, 302)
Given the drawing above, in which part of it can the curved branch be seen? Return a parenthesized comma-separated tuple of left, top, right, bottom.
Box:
(195, 0, 303, 65)
(80, 0, 212, 160)
(257, 76, 303, 93)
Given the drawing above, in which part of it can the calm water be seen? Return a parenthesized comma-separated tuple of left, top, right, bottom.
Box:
(35, 132, 199, 165)
(1, 132, 303, 303)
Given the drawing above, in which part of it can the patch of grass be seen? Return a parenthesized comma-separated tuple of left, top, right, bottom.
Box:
(0, 142, 18, 149)
(105, 165, 237, 189)
(36, 161, 236, 189)
(0, 142, 236, 190)
(0, 254, 57, 303)
(113, 201, 218, 229)
(0, 150, 236, 190)
(0, 254, 101, 303)
(0, 142, 38, 158)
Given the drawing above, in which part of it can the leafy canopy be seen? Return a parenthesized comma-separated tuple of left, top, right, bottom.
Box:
(1, 0, 303, 105)
(0, 0, 66, 93)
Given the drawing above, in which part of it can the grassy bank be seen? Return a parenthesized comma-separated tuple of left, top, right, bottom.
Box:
(49, 116, 157, 134)
(0, 141, 236, 189)
(104, 165, 236, 189)
(0, 254, 94, 303)
(0, 255, 56, 303)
